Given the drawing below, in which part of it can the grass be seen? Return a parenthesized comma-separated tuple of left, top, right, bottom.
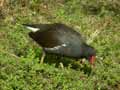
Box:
(0, 0, 120, 90)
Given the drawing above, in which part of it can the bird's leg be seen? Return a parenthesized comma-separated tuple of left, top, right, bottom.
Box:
(56, 56, 64, 69)
(40, 51, 46, 64)
(59, 56, 65, 69)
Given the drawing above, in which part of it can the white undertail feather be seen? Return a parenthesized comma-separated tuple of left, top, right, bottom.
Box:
(26, 26, 39, 32)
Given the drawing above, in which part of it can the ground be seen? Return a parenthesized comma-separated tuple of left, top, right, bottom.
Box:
(0, 0, 120, 90)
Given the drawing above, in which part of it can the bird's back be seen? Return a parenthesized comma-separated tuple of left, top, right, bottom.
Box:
(28, 23, 86, 58)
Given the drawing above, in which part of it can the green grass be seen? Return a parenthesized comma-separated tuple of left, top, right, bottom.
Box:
(0, 0, 120, 90)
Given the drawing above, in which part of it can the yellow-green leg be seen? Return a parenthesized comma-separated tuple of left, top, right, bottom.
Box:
(40, 51, 46, 64)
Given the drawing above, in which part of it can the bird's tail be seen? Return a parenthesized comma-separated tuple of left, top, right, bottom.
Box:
(22, 24, 40, 32)
(23, 24, 51, 32)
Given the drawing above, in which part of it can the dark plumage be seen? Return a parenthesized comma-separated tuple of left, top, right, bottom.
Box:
(23, 23, 96, 64)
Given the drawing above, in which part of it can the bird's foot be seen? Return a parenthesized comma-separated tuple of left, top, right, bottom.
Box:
(59, 62, 64, 69)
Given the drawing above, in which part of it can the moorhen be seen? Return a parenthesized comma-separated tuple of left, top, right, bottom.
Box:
(23, 23, 96, 64)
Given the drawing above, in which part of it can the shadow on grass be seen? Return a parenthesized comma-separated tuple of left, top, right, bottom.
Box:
(14, 46, 93, 76)
(42, 54, 93, 76)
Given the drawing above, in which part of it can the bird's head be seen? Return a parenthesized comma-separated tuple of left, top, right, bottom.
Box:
(83, 45, 96, 65)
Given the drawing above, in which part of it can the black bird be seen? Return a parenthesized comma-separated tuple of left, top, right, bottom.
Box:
(23, 23, 96, 64)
